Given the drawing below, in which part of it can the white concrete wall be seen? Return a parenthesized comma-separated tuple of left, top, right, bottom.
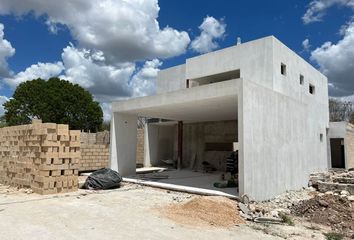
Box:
(110, 113, 137, 176)
(239, 79, 328, 200)
(144, 124, 175, 167)
(157, 64, 186, 94)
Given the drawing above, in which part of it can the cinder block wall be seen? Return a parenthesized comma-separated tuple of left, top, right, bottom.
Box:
(79, 131, 110, 172)
(0, 121, 79, 194)
(80, 144, 109, 171)
(136, 128, 144, 166)
(79, 129, 144, 171)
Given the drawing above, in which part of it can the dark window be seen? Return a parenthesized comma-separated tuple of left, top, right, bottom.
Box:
(320, 133, 323, 142)
(300, 75, 304, 85)
(186, 79, 190, 88)
(281, 63, 287, 75)
(309, 84, 315, 94)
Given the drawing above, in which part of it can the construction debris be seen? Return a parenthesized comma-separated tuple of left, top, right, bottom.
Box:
(159, 196, 245, 227)
(291, 193, 354, 237)
(309, 170, 354, 194)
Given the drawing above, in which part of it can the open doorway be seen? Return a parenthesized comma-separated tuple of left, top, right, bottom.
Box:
(330, 138, 345, 168)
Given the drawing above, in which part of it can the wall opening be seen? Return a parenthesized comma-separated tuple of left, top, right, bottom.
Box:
(320, 133, 323, 142)
(188, 69, 240, 87)
(309, 84, 315, 94)
(330, 138, 345, 168)
(300, 74, 304, 85)
(281, 63, 287, 76)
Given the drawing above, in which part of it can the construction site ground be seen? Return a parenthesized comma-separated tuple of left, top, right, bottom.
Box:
(0, 183, 333, 240)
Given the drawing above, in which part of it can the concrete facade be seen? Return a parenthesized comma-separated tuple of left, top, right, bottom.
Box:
(328, 122, 354, 169)
(111, 36, 329, 200)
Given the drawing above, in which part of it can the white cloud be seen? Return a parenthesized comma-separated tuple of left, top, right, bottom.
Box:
(190, 16, 226, 54)
(4, 62, 64, 88)
(131, 59, 162, 97)
(60, 45, 136, 102)
(0, 95, 9, 116)
(302, 38, 311, 52)
(311, 20, 354, 96)
(0, 0, 190, 63)
(0, 23, 15, 78)
(303, 0, 354, 24)
(100, 102, 112, 122)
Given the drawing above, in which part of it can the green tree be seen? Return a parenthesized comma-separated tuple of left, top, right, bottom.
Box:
(3, 78, 103, 132)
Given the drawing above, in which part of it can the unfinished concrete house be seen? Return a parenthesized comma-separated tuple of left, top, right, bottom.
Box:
(328, 122, 354, 170)
(110, 36, 329, 200)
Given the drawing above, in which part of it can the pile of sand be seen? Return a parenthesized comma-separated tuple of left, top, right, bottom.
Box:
(159, 196, 245, 227)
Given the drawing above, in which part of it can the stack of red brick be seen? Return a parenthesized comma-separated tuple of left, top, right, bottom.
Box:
(0, 121, 80, 194)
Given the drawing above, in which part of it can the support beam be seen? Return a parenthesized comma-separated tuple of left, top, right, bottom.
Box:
(110, 113, 137, 176)
(177, 121, 183, 169)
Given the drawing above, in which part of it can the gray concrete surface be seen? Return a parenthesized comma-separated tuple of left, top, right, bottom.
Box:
(0, 184, 281, 240)
(111, 36, 329, 200)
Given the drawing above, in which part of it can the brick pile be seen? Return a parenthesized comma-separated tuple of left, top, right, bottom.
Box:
(0, 121, 80, 194)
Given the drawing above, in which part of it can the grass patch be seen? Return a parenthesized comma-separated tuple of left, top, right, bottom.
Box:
(279, 213, 295, 226)
(323, 232, 344, 240)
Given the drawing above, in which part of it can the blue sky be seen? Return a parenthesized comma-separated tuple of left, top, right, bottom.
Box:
(0, 0, 353, 118)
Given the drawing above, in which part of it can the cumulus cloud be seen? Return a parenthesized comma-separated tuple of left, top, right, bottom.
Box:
(60, 45, 136, 102)
(4, 62, 64, 88)
(0, 0, 190, 63)
(0, 95, 9, 116)
(311, 21, 354, 96)
(0, 23, 15, 78)
(303, 0, 354, 24)
(302, 38, 311, 52)
(131, 59, 162, 97)
(59, 45, 162, 118)
(190, 16, 226, 54)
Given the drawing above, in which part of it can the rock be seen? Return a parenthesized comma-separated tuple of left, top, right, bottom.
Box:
(270, 210, 279, 218)
(348, 196, 354, 202)
(239, 203, 251, 215)
(318, 199, 329, 207)
(341, 190, 350, 196)
(325, 191, 334, 195)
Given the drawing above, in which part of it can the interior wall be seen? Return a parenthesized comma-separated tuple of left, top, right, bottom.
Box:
(181, 120, 238, 170)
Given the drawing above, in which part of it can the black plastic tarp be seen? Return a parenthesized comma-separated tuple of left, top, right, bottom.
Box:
(83, 168, 122, 190)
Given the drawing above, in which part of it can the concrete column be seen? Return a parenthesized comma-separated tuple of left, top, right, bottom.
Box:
(110, 112, 137, 176)
(144, 123, 158, 167)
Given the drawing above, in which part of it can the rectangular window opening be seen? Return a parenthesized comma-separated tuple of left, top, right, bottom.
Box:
(281, 63, 287, 76)
(300, 74, 304, 85)
(309, 84, 315, 94)
(320, 133, 323, 142)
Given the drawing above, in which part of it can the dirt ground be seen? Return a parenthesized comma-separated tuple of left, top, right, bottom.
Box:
(0, 183, 329, 240)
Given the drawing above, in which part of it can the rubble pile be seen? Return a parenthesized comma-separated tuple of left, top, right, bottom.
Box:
(240, 188, 315, 220)
(310, 170, 354, 195)
(292, 193, 354, 237)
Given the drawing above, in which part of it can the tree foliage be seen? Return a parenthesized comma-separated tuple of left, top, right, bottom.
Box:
(3, 78, 103, 132)
(329, 98, 353, 123)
